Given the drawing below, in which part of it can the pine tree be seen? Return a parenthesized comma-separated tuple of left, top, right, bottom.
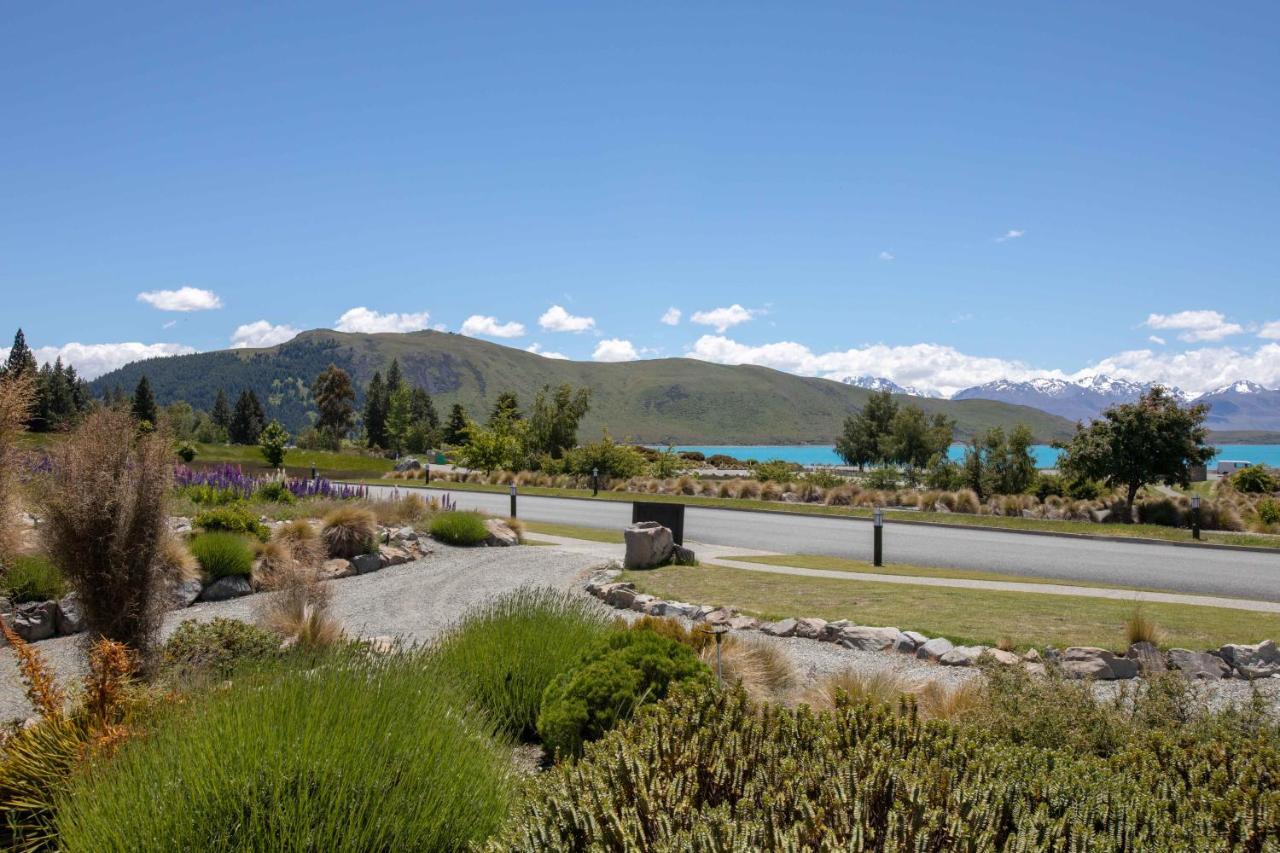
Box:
(313, 364, 356, 444)
(445, 403, 469, 446)
(131, 376, 158, 426)
(3, 329, 38, 379)
(364, 371, 388, 448)
(230, 389, 265, 444)
(386, 386, 413, 457)
(211, 389, 232, 430)
(386, 359, 404, 395)
(489, 391, 521, 425)
(410, 388, 439, 431)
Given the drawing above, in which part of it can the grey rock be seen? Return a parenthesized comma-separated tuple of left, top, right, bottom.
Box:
(1024, 662, 1048, 677)
(839, 626, 913, 653)
(1127, 641, 1166, 674)
(1168, 648, 1232, 680)
(55, 593, 85, 636)
(655, 600, 694, 619)
(630, 593, 657, 612)
(623, 522, 674, 569)
(484, 519, 520, 547)
(939, 645, 986, 667)
(350, 553, 383, 575)
(820, 619, 851, 641)
(391, 526, 418, 542)
(168, 578, 204, 608)
(761, 618, 798, 638)
(916, 637, 954, 662)
(198, 575, 253, 602)
(794, 618, 828, 639)
(984, 648, 1021, 666)
(0, 596, 12, 614)
(1219, 640, 1280, 679)
(704, 607, 735, 626)
(3, 601, 56, 643)
(393, 457, 422, 472)
(378, 546, 413, 568)
(607, 586, 638, 609)
(728, 615, 759, 631)
(692, 604, 716, 621)
(1061, 647, 1139, 680)
(671, 545, 697, 565)
(318, 558, 356, 580)
(903, 630, 929, 646)
(1090, 508, 1113, 524)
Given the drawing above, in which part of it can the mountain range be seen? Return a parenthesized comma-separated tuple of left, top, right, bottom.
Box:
(89, 330, 1077, 445)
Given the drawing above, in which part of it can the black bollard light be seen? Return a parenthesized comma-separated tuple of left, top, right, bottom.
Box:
(592, 466, 599, 497)
(310, 465, 317, 481)
(510, 483, 518, 518)
(873, 507, 884, 566)
(1191, 494, 1201, 540)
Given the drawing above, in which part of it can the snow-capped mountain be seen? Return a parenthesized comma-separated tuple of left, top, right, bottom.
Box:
(840, 375, 938, 398)
(951, 375, 1185, 421)
(1194, 381, 1280, 432)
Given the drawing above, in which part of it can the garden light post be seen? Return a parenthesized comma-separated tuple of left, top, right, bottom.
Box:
(310, 464, 317, 481)
(510, 483, 518, 518)
(592, 466, 599, 497)
(1191, 494, 1201, 540)
(700, 624, 730, 683)
(873, 508, 884, 566)
(424, 463, 430, 483)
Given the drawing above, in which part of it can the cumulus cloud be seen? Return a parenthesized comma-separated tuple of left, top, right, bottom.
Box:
(526, 343, 568, 359)
(592, 338, 639, 362)
(660, 307, 681, 326)
(879, 251, 895, 261)
(1, 342, 197, 381)
(231, 321, 300, 349)
(995, 229, 1025, 243)
(1144, 310, 1243, 343)
(690, 304, 762, 333)
(334, 307, 431, 334)
(136, 286, 222, 312)
(538, 304, 596, 333)
(1259, 321, 1280, 340)
(1073, 345, 1280, 397)
(460, 315, 526, 339)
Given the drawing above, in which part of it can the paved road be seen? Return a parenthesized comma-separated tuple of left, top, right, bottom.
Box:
(368, 485, 1280, 602)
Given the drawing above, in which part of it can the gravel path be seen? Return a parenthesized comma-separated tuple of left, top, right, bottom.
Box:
(0, 543, 606, 722)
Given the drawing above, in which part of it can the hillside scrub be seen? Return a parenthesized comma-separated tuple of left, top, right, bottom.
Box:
(0, 371, 35, 561)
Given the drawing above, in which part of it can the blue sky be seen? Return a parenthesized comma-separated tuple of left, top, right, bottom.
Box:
(2, 2, 1277, 395)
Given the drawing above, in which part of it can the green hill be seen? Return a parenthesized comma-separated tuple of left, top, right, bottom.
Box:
(90, 329, 1077, 444)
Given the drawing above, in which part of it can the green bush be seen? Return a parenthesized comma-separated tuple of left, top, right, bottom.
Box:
(798, 469, 844, 489)
(429, 588, 614, 739)
(193, 505, 270, 542)
(178, 484, 243, 506)
(175, 441, 197, 463)
(1136, 497, 1184, 527)
(536, 629, 710, 758)
(160, 618, 282, 679)
(1259, 498, 1280, 526)
(1, 555, 68, 604)
(751, 459, 794, 483)
(1234, 464, 1278, 494)
(189, 532, 255, 580)
(862, 467, 900, 490)
(429, 511, 490, 546)
(1066, 477, 1104, 500)
(1030, 472, 1065, 500)
(497, 684, 1280, 851)
(562, 434, 647, 480)
(55, 652, 514, 852)
(251, 481, 295, 504)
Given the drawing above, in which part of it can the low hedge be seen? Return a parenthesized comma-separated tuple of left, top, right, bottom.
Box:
(160, 618, 282, 679)
(189, 533, 254, 580)
(429, 511, 490, 546)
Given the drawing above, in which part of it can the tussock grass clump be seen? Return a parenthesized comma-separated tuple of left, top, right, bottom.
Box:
(55, 652, 515, 852)
(250, 539, 294, 589)
(189, 532, 254, 580)
(322, 506, 377, 558)
(801, 668, 912, 711)
(272, 519, 323, 567)
(631, 614, 713, 651)
(257, 566, 343, 651)
(156, 534, 201, 584)
(703, 637, 796, 704)
(370, 493, 430, 527)
(1, 554, 68, 604)
(502, 516, 526, 543)
(1126, 608, 1164, 646)
(429, 511, 490, 546)
(430, 587, 614, 740)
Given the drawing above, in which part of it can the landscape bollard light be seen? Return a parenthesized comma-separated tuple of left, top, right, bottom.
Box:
(699, 624, 730, 683)
(592, 466, 599, 497)
(510, 483, 518, 518)
(873, 508, 884, 566)
(310, 465, 317, 481)
(1191, 494, 1201, 540)
(424, 463, 430, 483)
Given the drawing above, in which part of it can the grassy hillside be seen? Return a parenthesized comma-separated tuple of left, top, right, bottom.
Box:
(90, 329, 1077, 444)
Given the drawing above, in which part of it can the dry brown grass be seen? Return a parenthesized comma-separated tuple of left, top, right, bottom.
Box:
(256, 565, 344, 650)
(157, 533, 201, 584)
(502, 517, 526, 543)
(369, 493, 430, 527)
(321, 505, 377, 559)
(629, 614, 714, 651)
(38, 408, 172, 657)
(251, 540, 296, 590)
(799, 667, 984, 720)
(702, 637, 797, 704)
(915, 678, 985, 721)
(0, 372, 35, 560)
(1125, 608, 1164, 646)
(273, 519, 324, 566)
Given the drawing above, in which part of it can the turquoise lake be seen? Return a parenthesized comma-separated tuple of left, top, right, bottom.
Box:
(666, 444, 1280, 469)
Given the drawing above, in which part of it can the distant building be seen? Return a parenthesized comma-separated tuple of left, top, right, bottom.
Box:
(1216, 460, 1252, 475)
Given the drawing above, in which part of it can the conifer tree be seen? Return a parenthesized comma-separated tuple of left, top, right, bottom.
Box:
(211, 389, 232, 430)
(364, 371, 388, 448)
(229, 389, 265, 444)
(2, 329, 37, 379)
(445, 403, 469, 445)
(131, 376, 158, 426)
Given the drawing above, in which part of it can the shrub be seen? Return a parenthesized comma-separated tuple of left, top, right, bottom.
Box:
(55, 653, 514, 852)
(562, 435, 647, 480)
(430, 588, 614, 740)
(536, 629, 711, 757)
(1233, 464, 1277, 494)
(752, 460, 794, 483)
(251, 480, 295, 504)
(799, 469, 844, 489)
(160, 617, 281, 679)
(1136, 497, 1184, 527)
(1066, 477, 1103, 500)
(37, 408, 171, 656)
(189, 532, 254, 580)
(1, 554, 68, 604)
(193, 505, 270, 542)
(1258, 498, 1280, 526)
(321, 505, 378, 558)
(0, 372, 35, 561)
(1030, 472, 1065, 500)
(863, 467, 900, 490)
(429, 511, 490, 546)
(174, 441, 197, 464)
(630, 614, 713, 651)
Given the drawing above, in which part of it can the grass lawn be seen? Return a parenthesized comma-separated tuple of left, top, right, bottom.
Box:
(522, 521, 624, 544)
(620, 563, 1280, 650)
(194, 443, 394, 479)
(356, 479, 1280, 550)
(721, 554, 1144, 592)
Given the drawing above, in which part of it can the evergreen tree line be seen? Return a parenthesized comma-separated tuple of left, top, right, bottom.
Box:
(1, 329, 92, 431)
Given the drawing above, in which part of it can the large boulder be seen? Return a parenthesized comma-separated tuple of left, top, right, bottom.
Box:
(761, 618, 798, 638)
(1127, 641, 1166, 674)
(1061, 647, 1139, 680)
(317, 558, 356, 581)
(199, 575, 253, 602)
(55, 593, 85, 636)
(484, 519, 520, 547)
(794, 618, 828, 640)
(839, 626, 915, 653)
(393, 457, 422, 472)
(167, 578, 204, 609)
(350, 553, 382, 574)
(915, 637, 954, 662)
(1168, 648, 1232, 680)
(3, 601, 56, 643)
(623, 522, 674, 569)
(939, 645, 986, 667)
(1219, 640, 1280, 679)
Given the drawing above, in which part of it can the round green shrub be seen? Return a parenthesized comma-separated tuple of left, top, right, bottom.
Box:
(1258, 498, 1280, 526)
(161, 617, 281, 679)
(429, 511, 490, 546)
(55, 653, 514, 851)
(189, 532, 255, 580)
(252, 481, 295, 504)
(1234, 465, 1277, 494)
(1, 555, 68, 604)
(537, 629, 711, 758)
(193, 505, 270, 542)
(429, 588, 614, 740)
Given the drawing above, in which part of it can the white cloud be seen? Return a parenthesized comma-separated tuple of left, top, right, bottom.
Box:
(592, 338, 639, 362)
(526, 343, 568, 359)
(690, 304, 762, 333)
(879, 251, 895, 261)
(1258, 321, 1280, 340)
(231, 321, 300, 349)
(538, 304, 596, 333)
(1148, 335, 1166, 345)
(460, 315, 526, 339)
(334, 307, 431, 333)
(660, 307, 682, 326)
(1072, 345, 1280, 397)
(995, 229, 1025, 243)
(1145, 310, 1243, 343)
(136, 286, 222, 312)
(1, 342, 198, 381)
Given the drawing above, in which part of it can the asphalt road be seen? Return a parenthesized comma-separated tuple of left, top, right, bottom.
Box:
(367, 485, 1280, 602)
